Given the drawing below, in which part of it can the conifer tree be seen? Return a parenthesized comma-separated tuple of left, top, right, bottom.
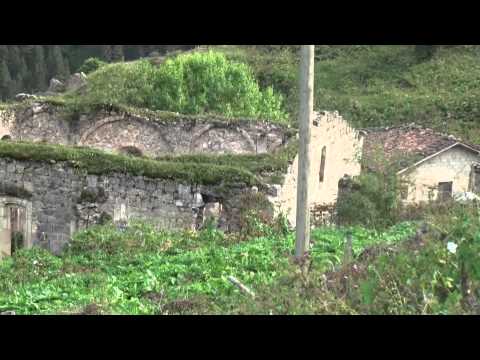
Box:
(111, 45, 125, 62)
(0, 60, 12, 100)
(99, 45, 113, 61)
(31, 45, 48, 91)
(47, 45, 69, 81)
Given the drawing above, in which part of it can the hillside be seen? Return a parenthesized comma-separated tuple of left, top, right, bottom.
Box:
(0, 45, 197, 100)
(4, 45, 478, 142)
(194, 46, 480, 142)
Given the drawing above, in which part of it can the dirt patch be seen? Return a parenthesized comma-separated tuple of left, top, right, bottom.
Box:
(143, 291, 205, 315)
(162, 300, 197, 314)
(77, 303, 103, 315)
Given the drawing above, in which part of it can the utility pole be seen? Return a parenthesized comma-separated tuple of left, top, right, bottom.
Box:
(295, 45, 315, 259)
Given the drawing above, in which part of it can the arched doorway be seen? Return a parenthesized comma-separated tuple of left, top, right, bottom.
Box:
(0, 197, 32, 259)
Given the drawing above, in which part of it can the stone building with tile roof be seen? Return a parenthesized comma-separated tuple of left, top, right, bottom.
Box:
(359, 124, 480, 203)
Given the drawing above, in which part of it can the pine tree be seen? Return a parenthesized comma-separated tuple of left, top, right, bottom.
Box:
(99, 45, 113, 61)
(16, 56, 28, 93)
(111, 45, 124, 62)
(46, 45, 69, 81)
(31, 45, 48, 91)
(7, 46, 22, 79)
(0, 45, 7, 62)
(0, 60, 12, 100)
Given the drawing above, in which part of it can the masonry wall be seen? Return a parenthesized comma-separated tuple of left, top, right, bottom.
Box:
(0, 104, 291, 157)
(401, 146, 480, 203)
(269, 112, 363, 226)
(0, 157, 249, 254)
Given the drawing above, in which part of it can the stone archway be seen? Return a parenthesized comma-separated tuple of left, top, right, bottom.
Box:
(190, 125, 256, 154)
(0, 197, 32, 259)
(79, 116, 172, 156)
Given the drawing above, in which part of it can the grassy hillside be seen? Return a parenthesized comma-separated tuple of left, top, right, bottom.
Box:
(214, 45, 480, 143)
(5, 45, 480, 141)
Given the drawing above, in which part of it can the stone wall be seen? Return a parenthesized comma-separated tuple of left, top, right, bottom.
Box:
(0, 156, 250, 254)
(0, 104, 291, 157)
(269, 112, 363, 227)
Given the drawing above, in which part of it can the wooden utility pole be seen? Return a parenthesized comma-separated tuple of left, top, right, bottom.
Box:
(295, 45, 315, 259)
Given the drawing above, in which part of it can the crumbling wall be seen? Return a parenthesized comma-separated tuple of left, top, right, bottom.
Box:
(4, 104, 291, 156)
(0, 156, 251, 254)
(0, 110, 15, 139)
(269, 111, 363, 227)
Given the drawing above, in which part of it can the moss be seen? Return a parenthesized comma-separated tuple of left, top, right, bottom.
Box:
(155, 139, 298, 184)
(0, 141, 260, 187)
(34, 97, 294, 129)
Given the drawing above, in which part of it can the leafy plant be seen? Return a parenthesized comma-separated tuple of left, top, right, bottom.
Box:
(69, 51, 287, 122)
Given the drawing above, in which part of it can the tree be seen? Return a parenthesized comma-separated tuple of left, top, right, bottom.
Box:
(0, 60, 12, 100)
(46, 45, 69, 81)
(111, 45, 125, 62)
(99, 45, 113, 61)
(26, 45, 48, 92)
(6, 46, 22, 79)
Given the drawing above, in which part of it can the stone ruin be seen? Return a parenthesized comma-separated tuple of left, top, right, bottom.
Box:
(0, 103, 365, 256)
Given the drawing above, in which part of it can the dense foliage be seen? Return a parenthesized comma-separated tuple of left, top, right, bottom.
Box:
(336, 171, 400, 230)
(69, 51, 287, 121)
(0, 220, 416, 315)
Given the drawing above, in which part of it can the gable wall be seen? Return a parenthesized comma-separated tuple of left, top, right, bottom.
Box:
(402, 146, 480, 203)
(270, 112, 363, 226)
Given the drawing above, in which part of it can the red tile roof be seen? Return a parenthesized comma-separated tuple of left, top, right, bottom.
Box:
(360, 124, 480, 172)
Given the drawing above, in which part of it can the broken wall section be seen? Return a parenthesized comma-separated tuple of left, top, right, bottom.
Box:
(0, 157, 251, 254)
(269, 111, 364, 227)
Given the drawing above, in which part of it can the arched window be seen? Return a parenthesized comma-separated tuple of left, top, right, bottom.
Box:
(319, 146, 327, 183)
(1, 135, 12, 141)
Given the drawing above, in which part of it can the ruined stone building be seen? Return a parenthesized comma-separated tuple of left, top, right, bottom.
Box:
(0, 103, 364, 256)
(1, 102, 479, 258)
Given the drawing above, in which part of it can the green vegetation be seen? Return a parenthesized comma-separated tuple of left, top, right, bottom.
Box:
(0, 220, 417, 315)
(155, 138, 299, 183)
(214, 45, 480, 142)
(64, 51, 287, 122)
(0, 141, 259, 186)
(77, 57, 107, 75)
(336, 171, 400, 230)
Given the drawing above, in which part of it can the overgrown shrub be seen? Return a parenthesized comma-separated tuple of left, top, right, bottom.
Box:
(336, 171, 401, 230)
(71, 51, 287, 121)
(78, 57, 107, 75)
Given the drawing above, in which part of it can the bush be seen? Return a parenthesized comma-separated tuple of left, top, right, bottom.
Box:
(78, 58, 107, 75)
(336, 171, 401, 230)
(73, 51, 287, 122)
